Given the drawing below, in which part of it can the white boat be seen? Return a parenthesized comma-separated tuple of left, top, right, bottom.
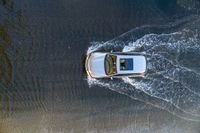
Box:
(85, 52, 146, 78)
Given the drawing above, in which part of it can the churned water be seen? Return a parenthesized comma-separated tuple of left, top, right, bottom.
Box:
(87, 16, 200, 121)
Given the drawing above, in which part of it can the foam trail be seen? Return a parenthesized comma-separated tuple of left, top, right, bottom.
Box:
(87, 16, 200, 121)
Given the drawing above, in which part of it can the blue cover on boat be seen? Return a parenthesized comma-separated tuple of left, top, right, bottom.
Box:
(120, 58, 133, 70)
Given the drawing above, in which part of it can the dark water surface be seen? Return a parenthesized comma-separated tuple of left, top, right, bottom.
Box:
(0, 0, 200, 132)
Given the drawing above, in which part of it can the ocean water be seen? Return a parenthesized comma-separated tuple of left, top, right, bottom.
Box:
(0, 0, 200, 132)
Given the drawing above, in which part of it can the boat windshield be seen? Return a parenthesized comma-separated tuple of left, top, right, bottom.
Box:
(104, 54, 117, 75)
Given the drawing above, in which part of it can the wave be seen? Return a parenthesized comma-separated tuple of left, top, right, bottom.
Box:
(87, 16, 200, 121)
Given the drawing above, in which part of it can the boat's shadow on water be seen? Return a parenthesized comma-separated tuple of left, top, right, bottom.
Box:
(81, 53, 88, 78)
